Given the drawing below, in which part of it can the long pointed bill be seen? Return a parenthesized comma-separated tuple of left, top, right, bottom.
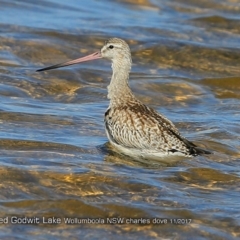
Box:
(36, 51, 102, 72)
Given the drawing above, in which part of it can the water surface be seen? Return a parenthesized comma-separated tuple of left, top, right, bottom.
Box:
(0, 0, 240, 239)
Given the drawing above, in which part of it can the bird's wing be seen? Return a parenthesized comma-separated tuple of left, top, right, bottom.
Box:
(105, 103, 191, 154)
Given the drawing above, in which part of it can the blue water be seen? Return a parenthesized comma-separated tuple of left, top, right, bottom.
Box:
(0, 0, 239, 239)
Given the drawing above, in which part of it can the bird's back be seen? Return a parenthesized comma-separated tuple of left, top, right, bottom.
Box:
(105, 100, 211, 157)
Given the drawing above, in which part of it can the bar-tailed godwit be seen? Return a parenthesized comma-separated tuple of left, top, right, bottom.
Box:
(37, 38, 211, 159)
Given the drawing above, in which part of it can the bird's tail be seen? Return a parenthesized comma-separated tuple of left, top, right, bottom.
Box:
(168, 129, 212, 156)
(180, 136, 212, 156)
(190, 146, 212, 156)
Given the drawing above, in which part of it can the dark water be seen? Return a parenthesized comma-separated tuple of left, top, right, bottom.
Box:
(0, 0, 240, 239)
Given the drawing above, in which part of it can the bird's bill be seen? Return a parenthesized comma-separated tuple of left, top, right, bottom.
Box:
(36, 51, 102, 72)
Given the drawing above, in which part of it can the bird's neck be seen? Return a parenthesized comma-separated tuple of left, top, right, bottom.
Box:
(107, 59, 135, 106)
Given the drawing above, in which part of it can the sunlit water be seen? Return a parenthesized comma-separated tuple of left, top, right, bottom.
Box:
(0, 0, 240, 239)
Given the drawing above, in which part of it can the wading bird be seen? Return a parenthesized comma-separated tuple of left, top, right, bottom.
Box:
(37, 38, 211, 159)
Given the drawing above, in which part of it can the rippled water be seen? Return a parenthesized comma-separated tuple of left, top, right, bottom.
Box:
(0, 0, 240, 239)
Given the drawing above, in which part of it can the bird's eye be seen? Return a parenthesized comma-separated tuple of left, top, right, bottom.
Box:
(109, 45, 114, 49)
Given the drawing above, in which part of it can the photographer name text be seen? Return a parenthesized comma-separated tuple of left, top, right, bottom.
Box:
(0, 216, 192, 225)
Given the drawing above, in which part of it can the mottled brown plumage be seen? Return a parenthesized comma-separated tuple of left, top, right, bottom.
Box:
(105, 98, 209, 157)
(37, 37, 211, 159)
(102, 38, 211, 158)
